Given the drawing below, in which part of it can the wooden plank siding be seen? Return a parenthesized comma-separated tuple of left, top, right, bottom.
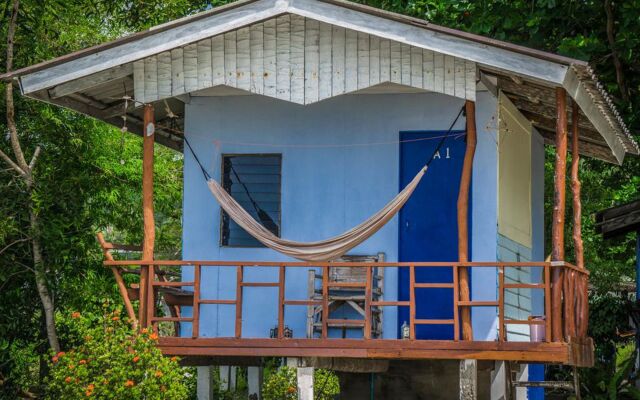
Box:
(133, 15, 476, 105)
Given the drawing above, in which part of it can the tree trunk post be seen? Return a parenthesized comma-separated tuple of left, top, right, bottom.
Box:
(140, 104, 155, 328)
(551, 88, 568, 342)
(458, 100, 477, 341)
(571, 101, 586, 339)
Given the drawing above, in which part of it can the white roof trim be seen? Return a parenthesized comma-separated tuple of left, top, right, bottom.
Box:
(288, 0, 568, 84)
(19, 0, 569, 95)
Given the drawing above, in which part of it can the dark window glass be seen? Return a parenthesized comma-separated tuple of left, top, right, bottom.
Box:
(220, 154, 281, 247)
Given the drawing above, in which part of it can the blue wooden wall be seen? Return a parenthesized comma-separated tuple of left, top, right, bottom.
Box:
(180, 91, 501, 340)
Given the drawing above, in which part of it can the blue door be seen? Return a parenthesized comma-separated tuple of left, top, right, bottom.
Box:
(398, 131, 468, 339)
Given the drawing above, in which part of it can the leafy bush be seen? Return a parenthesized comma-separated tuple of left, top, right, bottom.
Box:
(45, 309, 190, 399)
(262, 366, 339, 400)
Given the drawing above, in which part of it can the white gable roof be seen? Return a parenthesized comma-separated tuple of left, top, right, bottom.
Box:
(1, 0, 637, 163)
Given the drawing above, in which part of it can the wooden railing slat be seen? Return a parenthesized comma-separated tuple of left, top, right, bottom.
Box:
(235, 266, 243, 339)
(192, 264, 201, 338)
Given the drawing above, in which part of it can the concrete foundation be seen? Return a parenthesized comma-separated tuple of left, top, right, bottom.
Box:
(336, 360, 493, 400)
(248, 366, 263, 400)
(197, 366, 214, 400)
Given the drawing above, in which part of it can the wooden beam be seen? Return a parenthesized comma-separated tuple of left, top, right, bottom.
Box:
(571, 101, 584, 271)
(572, 102, 588, 340)
(458, 100, 477, 341)
(140, 104, 156, 328)
(48, 64, 133, 98)
(551, 87, 568, 342)
(96, 232, 138, 329)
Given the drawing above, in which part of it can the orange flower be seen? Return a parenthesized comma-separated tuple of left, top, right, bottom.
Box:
(79, 359, 87, 365)
(64, 377, 72, 384)
(154, 371, 163, 378)
(124, 380, 135, 388)
(132, 356, 140, 363)
(68, 364, 75, 370)
(71, 312, 81, 319)
(52, 356, 59, 363)
(57, 351, 66, 358)
(141, 328, 148, 334)
(87, 384, 95, 390)
(287, 386, 296, 394)
(85, 390, 92, 397)
(170, 356, 178, 362)
(149, 332, 159, 340)
(111, 316, 120, 321)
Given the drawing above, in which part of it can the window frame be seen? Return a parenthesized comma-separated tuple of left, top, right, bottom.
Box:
(219, 153, 283, 248)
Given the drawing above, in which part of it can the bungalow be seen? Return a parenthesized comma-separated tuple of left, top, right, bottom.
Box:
(2, 0, 638, 399)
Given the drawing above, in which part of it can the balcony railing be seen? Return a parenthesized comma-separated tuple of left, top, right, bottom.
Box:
(98, 233, 591, 365)
(103, 260, 587, 339)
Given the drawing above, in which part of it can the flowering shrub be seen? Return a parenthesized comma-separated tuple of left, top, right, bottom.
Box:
(46, 310, 189, 399)
(262, 366, 339, 400)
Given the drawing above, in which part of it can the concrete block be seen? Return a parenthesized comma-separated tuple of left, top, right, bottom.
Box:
(248, 366, 263, 400)
(297, 367, 314, 400)
(197, 366, 214, 400)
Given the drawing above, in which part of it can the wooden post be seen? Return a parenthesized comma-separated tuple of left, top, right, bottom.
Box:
(96, 233, 137, 328)
(571, 101, 587, 339)
(140, 104, 155, 328)
(571, 102, 584, 271)
(551, 88, 568, 342)
(458, 100, 477, 340)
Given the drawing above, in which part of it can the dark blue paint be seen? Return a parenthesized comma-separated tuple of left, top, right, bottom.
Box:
(528, 364, 545, 400)
(398, 131, 468, 339)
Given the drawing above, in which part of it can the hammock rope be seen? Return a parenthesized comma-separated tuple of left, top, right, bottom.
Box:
(183, 105, 465, 261)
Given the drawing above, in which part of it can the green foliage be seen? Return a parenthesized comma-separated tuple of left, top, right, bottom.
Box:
(577, 345, 640, 400)
(45, 308, 190, 400)
(262, 366, 340, 400)
(262, 366, 297, 400)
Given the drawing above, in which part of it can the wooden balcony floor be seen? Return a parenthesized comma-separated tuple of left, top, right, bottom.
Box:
(158, 337, 594, 367)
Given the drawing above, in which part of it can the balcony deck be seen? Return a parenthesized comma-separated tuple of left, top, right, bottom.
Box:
(101, 252, 593, 367)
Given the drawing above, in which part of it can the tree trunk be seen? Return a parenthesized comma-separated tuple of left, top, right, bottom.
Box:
(1, 0, 61, 353)
(29, 193, 60, 353)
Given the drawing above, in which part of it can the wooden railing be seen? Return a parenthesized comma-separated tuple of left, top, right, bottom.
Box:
(102, 259, 589, 343)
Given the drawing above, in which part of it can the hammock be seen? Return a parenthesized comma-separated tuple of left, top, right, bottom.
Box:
(207, 166, 426, 262)
(184, 106, 465, 262)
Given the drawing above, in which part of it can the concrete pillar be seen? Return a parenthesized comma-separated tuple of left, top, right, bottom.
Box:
(197, 366, 214, 400)
(297, 367, 314, 400)
(460, 359, 477, 400)
(248, 366, 263, 400)
(219, 366, 237, 391)
(287, 358, 314, 400)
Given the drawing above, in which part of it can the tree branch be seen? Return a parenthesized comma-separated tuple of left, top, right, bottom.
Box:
(5, 0, 28, 172)
(0, 237, 30, 255)
(604, 0, 629, 101)
(0, 147, 25, 176)
(28, 145, 41, 170)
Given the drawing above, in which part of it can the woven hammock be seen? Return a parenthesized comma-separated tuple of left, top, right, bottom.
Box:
(207, 166, 426, 262)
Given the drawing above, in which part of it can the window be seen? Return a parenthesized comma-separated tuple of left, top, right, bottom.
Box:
(220, 154, 282, 247)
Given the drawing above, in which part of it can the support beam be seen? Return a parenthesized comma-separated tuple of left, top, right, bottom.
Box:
(572, 101, 587, 340)
(460, 359, 477, 400)
(96, 233, 137, 329)
(48, 64, 133, 99)
(458, 100, 477, 340)
(551, 88, 568, 342)
(140, 104, 155, 328)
